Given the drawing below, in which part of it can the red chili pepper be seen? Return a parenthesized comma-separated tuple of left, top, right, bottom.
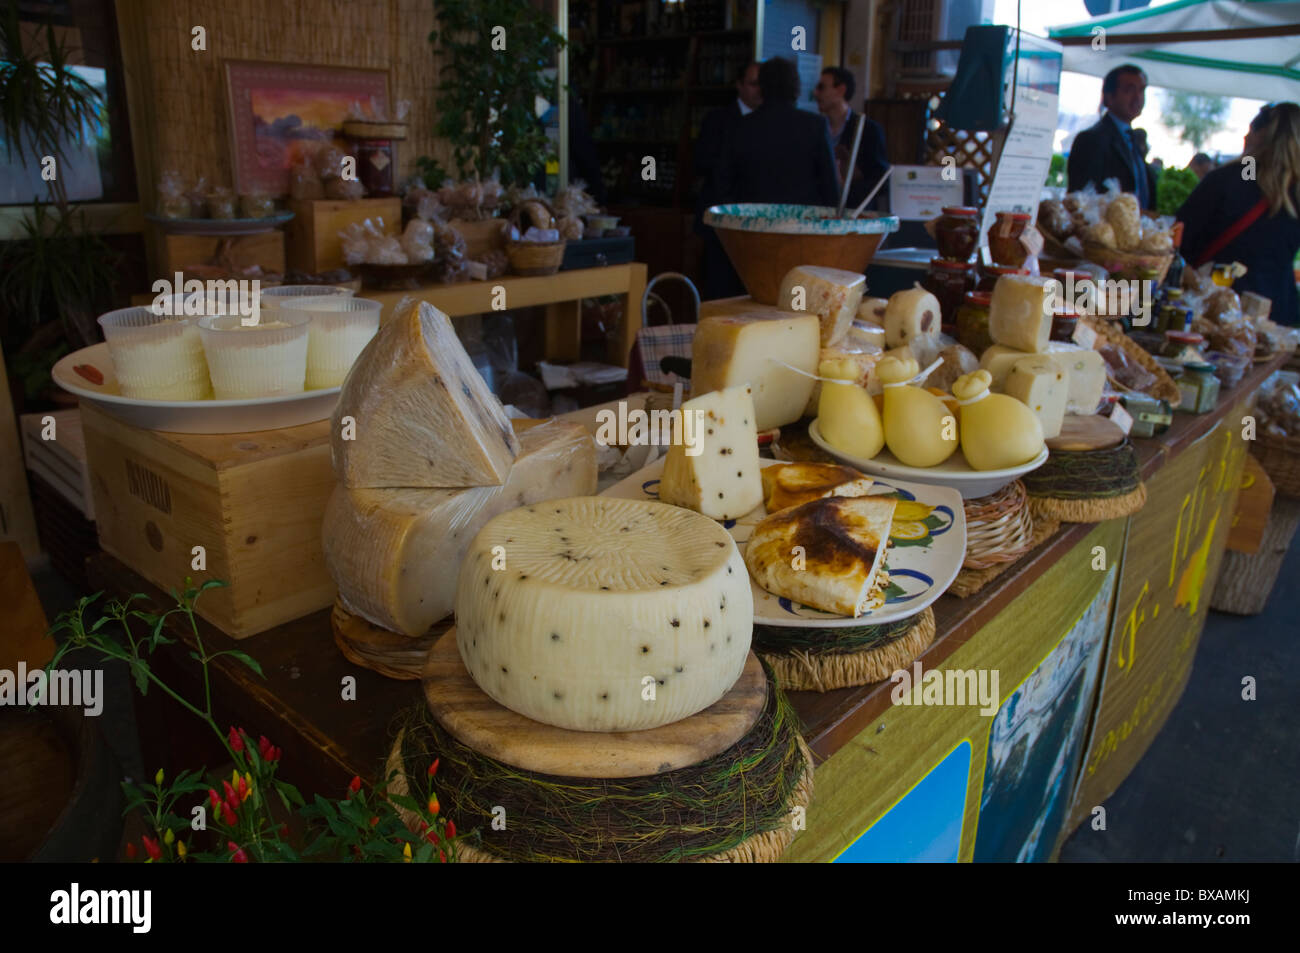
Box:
(426, 795, 439, 816)
(208, 788, 220, 811)
(222, 803, 237, 826)
(445, 820, 456, 839)
(222, 779, 238, 809)
(369, 816, 379, 827)
(428, 758, 440, 778)
(270, 746, 281, 762)
(73, 364, 104, 385)
(237, 775, 249, 802)
(347, 775, 361, 798)
(438, 849, 446, 863)
(228, 841, 248, 863)
(426, 828, 441, 845)
(141, 835, 162, 861)
(258, 735, 273, 760)
(228, 727, 245, 752)
(278, 823, 289, 838)
(125, 842, 137, 859)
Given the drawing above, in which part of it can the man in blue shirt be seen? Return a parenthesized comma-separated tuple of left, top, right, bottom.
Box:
(1067, 64, 1158, 209)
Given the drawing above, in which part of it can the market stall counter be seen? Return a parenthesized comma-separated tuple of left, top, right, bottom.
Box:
(85, 354, 1283, 862)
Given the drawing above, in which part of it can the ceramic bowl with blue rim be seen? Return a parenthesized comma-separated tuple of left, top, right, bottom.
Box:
(703, 204, 899, 235)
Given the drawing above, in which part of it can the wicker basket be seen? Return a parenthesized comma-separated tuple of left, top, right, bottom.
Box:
(1081, 315, 1181, 405)
(1252, 434, 1300, 499)
(1081, 240, 1174, 285)
(962, 480, 1037, 570)
(505, 239, 566, 276)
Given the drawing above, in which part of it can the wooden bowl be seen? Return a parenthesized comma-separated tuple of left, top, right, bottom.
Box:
(704, 204, 899, 305)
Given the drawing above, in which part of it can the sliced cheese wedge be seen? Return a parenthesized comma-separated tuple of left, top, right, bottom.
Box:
(323, 421, 596, 636)
(330, 299, 519, 488)
(744, 495, 898, 617)
(659, 384, 762, 520)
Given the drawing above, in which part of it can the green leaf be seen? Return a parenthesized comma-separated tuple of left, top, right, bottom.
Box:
(220, 650, 264, 678)
(130, 660, 150, 695)
(275, 780, 306, 808)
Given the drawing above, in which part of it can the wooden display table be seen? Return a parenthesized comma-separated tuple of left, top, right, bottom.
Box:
(366, 263, 648, 368)
(84, 354, 1287, 860)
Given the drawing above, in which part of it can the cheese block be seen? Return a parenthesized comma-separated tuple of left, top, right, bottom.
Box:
(803, 342, 881, 416)
(857, 297, 889, 324)
(1005, 356, 1067, 439)
(846, 320, 886, 350)
(777, 265, 866, 346)
(691, 312, 820, 430)
(659, 385, 762, 520)
(952, 370, 1044, 471)
(1043, 341, 1106, 414)
(455, 497, 753, 731)
(817, 358, 885, 460)
(760, 463, 874, 513)
(989, 274, 1055, 353)
(980, 342, 1104, 414)
(883, 286, 941, 349)
(323, 421, 597, 637)
(330, 299, 519, 487)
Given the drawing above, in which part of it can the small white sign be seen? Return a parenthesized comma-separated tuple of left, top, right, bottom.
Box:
(1110, 402, 1134, 436)
(889, 165, 966, 221)
(1072, 322, 1099, 351)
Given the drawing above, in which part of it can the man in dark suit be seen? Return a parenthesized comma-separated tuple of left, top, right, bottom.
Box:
(715, 57, 840, 207)
(1067, 64, 1158, 209)
(694, 61, 760, 299)
(813, 66, 890, 211)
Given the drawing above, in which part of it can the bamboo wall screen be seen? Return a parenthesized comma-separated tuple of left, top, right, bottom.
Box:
(118, 0, 448, 201)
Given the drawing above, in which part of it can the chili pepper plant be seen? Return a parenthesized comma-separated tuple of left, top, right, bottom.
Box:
(46, 579, 458, 863)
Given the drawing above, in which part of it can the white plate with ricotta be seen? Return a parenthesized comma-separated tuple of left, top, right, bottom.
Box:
(602, 458, 966, 628)
(808, 418, 1049, 500)
(53, 343, 340, 434)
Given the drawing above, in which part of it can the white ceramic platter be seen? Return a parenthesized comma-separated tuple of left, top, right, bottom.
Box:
(52, 342, 339, 434)
(808, 418, 1049, 500)
(602, 458, 966, 628)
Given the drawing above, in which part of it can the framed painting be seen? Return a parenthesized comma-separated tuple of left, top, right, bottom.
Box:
(224, 60, 389, 196)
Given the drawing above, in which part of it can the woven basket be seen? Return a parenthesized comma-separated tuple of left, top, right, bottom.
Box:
(1252, 435, 1300, 499)
(1081, 240, 1174, 284)
(1082, 315, 1181, 404)
(505, 239, 566, 276)
(962, 480, 1037, 570)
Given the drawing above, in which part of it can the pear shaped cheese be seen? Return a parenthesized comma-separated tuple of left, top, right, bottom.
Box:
(455, 497, 752, 731)
(778, 265, 866, 346)
(330, 299, 519, 487)
(952, 370, 1044, 470)
(691, 312, 820, 430)
(878, 355, 959, 467)
(323, 421, 596, 637)
(817, 358, 884, 460)
(659, 384, 762, 520)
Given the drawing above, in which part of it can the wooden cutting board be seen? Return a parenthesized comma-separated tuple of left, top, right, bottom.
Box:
(422, 628, 767, 779)
(1046, 414, 1126, 452)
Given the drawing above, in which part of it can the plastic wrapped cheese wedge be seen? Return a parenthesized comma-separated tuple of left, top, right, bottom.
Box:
(878, 355, 959, 467)
(777, 265, 866, 347)
(329, 298, 520, 488)
(455, 497, 753, 732)
(952, 369, 1044, 470)
(323, 421, 596, 637)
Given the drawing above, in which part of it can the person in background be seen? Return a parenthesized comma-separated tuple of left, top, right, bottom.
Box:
(715, 57, 839, 208)
(1133, 128, 1163, 178)
(694, 61, 760, 299)
(1177, 103, 1300, 325)
(812, 66, 890, 211)
(1067, 64, 1158, 209)
(1188, 153, 1215, 180)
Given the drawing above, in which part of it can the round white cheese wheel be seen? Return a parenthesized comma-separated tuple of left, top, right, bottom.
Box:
(454, 497, 753, 732)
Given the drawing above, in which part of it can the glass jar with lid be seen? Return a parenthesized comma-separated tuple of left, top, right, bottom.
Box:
(986, 211, 1033, 267)
(977, 262, 1030, 292)
(955, 291, 993, 353)
(922, 258, 976, 335)
(934, 206, 980, 262)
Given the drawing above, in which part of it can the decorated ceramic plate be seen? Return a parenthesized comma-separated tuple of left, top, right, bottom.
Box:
(52, 342, 339, 434)
(808, 419, 1049, 500)
(602, 459, 965, 628)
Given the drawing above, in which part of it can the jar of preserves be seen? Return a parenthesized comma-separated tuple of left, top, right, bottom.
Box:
(922, 258, 975, 335)
(976, 262, 1030, 292)
(955, 291, 993, 353)
(1174, 363, 1220, 414)
(1161, 330, 1206, 360)
(1051, 306, 1079, 343)
(934, 206, 980, 261)
(986, 211, 1033, 266)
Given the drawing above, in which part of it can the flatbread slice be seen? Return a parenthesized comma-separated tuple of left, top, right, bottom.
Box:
(760, 462, 874, 514)
(744, 495, 897, 617)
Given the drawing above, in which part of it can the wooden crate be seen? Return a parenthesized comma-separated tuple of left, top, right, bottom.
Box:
(20, 409, 94, 520)
(153, 229, 286, 279)
(286, 197, 401, 273)
(79, 402, 336, 638)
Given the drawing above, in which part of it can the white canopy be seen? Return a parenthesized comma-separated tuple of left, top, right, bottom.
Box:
(1048, 0, 1300, 102)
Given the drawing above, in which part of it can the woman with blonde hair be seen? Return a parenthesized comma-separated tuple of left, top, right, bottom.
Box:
(1178, 102, 1300, 325)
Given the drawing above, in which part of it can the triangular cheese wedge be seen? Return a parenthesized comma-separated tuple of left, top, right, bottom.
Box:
(744, 495, 897, 617)
(760, 463, 874, 514)
(330, 299, 520, 487)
